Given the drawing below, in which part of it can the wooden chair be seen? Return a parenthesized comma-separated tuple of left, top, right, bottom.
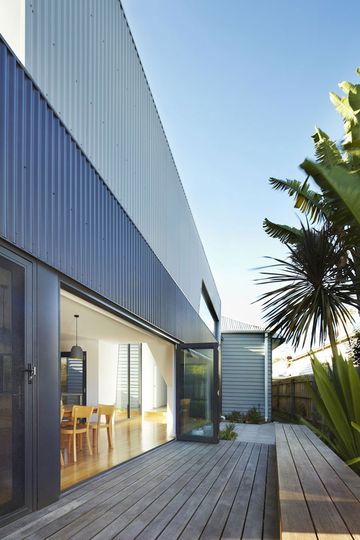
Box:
(61, 405, 93, 463)
(60, 404, 65, 467)
(90, 404, 115, 450)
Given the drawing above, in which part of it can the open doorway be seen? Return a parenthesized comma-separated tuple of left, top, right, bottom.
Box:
(59, 290, 175, 491)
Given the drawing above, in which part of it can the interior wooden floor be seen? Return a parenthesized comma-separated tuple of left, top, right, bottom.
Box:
(61, 416, 173, 491)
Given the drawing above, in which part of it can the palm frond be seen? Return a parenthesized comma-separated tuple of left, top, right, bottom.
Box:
(329, 92, 358, 124)
(269, 177, 327, 223)
(311, 127, 343, 168)
(301, 159, 360, 227)
(255, 224, 357, 351)
(263, 219, 302, 245)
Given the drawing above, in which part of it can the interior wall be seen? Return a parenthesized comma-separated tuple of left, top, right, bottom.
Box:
(142, 344, 167, 412)
(98, 341, 118, 405)
(145, 340, 175, 437)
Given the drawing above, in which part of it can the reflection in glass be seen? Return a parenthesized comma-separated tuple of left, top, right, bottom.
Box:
(0, 256, 25, 516)
(60, 355, 86, 405)
(116, 344, 141, 419)
(179, 348, 214, 438)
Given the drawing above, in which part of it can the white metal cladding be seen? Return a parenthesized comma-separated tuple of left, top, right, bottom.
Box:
(221, 333, 272, 420)
(21, 0, 220, 317)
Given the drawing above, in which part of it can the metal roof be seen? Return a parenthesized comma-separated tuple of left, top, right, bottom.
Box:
(221, 316, 266, 333)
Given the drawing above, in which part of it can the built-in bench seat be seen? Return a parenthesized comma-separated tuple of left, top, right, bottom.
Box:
(275, 423, 360, 540)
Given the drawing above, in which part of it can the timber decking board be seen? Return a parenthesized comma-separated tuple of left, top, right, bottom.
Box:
(199, 443, 253, 540)
(301, 425, 360, 502)
(275, 424, 317, 540)
(276, 423, 360, 540)
(1, 440, 278, 540)
(118, 438, 235, 540)
(45, 442, 204, 540)
(292, 425, 360, 540)
(0, 439, 180, 538)
(2, 442, 195, 540)
(241, 444, 268, 540)
(178, 442, 248, 539)
(221, 444, 261, 539)
(283, 424, 351, 540)
(263, 446, 280, 540)
(135, 439, 234, 540)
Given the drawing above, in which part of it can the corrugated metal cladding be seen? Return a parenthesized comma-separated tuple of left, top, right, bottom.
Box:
(0, 37, 216, 345)
(221, 333, 272, 420)
(22, 0, 221, 318)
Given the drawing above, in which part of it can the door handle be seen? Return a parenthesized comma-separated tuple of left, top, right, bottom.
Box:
(22, 363, 36, 384)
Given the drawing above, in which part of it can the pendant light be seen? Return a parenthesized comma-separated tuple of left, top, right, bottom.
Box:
(69, 314, 83, 359)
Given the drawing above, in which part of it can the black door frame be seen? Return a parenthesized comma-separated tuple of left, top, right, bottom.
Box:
(176, 342, 219, 444)
(0, 246, 34, 527)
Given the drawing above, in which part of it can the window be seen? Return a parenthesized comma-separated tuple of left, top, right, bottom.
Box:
(199, 284, 217, 335)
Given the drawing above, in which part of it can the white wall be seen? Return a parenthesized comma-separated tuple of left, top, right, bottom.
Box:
(143, 340, 175, 437)
(142, 344, 166, 412)
(98, 341, 118, 405)
(0, 0, 25, 63)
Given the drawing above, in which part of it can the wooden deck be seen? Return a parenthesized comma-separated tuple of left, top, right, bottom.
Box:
(276, 424, 360, 540)
(0, 439, 279, 540)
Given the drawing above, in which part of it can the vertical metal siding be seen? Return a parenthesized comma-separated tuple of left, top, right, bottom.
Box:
(0, 36, 215, 345)
(221, 333, 272, 420)
(21, 0, 220, 318)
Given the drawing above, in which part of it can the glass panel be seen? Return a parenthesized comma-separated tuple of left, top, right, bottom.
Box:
(115, 344, 142, 419)
(0, 255, 25, 516)
(179, 348, 214, 439)
(60, 355, 86, 405)
(116, 344, 129, 420)
(129, 344, 141, 417)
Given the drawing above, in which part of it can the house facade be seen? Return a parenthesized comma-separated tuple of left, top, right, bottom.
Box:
(0, 1, 220, 525)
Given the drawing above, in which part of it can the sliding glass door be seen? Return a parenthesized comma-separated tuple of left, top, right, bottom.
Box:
(176, 343, 219, 443)
(0, 249, 33, 520)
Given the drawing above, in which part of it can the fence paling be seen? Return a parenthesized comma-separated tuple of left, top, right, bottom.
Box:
(272, 375, 317, 422)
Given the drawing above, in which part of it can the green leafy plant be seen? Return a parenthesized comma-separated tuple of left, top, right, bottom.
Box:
(261, 69, 360, 353)
(245, 407, 264, 424)
(219, 423, 238, 440)
(303, 354, 360, 470)
(256, 223, 357, 354)
(225, 410, 244, 423)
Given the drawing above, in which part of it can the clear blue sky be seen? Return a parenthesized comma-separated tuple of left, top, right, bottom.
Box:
(122, 0, 360, 325)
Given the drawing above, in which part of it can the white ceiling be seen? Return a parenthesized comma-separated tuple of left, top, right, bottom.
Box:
(60, 290, 163, 346)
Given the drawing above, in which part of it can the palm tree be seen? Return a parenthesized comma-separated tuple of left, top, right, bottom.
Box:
(263, 71, 360, 312)
(256, 224, 358, 355)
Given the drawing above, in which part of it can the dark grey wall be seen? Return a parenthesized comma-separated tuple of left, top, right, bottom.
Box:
(35, 265, 60, 508)
(0, 35, 217, 345)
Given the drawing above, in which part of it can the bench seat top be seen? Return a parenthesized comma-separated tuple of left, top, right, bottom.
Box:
(275, 423, 360, 540)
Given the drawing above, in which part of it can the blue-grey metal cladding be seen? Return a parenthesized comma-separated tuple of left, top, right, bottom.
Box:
(221, 332, 272, 419)
(0, 36, 216, 344)
(22, 0, 221, 318)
